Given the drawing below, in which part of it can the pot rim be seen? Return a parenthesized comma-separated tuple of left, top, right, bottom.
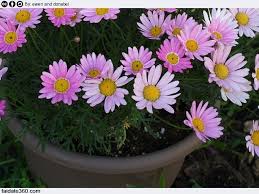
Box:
(8, 117, 201, 174)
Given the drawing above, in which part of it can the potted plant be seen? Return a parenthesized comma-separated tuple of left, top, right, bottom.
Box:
(1, 8, 259, 187)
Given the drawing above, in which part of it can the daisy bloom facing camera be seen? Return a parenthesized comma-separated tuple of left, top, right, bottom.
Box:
(203, 8, 239, 46)
(184, 101, 224, 142)
(0, 8, 43, 30)
(82, 63, 133, 113)
(137, 11, 171, 40)
(156, 38, 192, 73)
(0, 20, 27, 54)
(120, 46, 156, 76)
(229, 8, 259, 38)
(132, 65, 181, 114)
(78, 52, 111, 80)
(204, 45, 250, 92)
(178, 24, 216, 61)
(39, 60, 84, 105)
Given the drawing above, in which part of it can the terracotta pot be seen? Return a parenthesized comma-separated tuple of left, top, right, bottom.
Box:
(8, 118, 201, 188)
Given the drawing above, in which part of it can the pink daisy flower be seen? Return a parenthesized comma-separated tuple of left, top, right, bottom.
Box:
(246, 120, 259, 157)
(252, 54, 259, 90)
(137, 11, 171, 40)
(229, 8, 259, 38)
(80, 8, 120, 23)
(82, 63, 132, 113)
(178, 24, 216, 61)
(120, 46, 156, 76)
(204, 45, 250, 92)
(184, 101, 224, 143)
(0, 99, 6, 120)
(78, 52, 111, 80)
(0, 58, 8, 80)
(45, 8, 75, 27)
(0, 20, 26, 54)
(166, 12, 197, 39)
(0, 8, 43, 30)
(203, 8, 239, 46)
(147, 8, 177, 14)
(156, 38, 192, 73)
(132, 65, 180, 114)
(68, 9, 83, 27)
(39, 59, 83, 105)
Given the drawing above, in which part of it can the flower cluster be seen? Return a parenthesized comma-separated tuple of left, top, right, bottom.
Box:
(1, 8, 259, 158)
(39, 52, 181, 115)
(45, 8, 120, 27)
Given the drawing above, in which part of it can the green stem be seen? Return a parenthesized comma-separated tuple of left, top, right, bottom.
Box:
(61, 27, 77, 58)
(0, 159, 16, 166)
(111, 21, 126, 42)
(153, 113, 191, 131)
(28, 31, 50, 61)
(30, 29, 56, 58)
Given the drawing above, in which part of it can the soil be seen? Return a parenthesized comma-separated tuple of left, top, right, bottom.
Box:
(96, 110, 190, 157)
(108, 124, 189, 157)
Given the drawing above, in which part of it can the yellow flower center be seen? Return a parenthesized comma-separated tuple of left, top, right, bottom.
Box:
(88, 69, 100, 78)
(131, 60, 144, 72)
(15, 10, 31, 23)
(96, 8, 109, 16)
(150, 26, 162, 37)
(255, 68, 259, 80)
(143, 85, 160, 102)
(4, 32, 17, 44)
(213, 31, 222, 40)
(99, 78, 117, 96)
(54, 78, 70, 93)
(54, 8, 65, 18)
(251, 131, 259, 146)
(214, 64, 230, 80)
(172, 27, 181, 36)
(192, 118, 205, 132)
(166, 52, 179, 65)
(186, 39, 199, 52)
(235, 12, 249, 26)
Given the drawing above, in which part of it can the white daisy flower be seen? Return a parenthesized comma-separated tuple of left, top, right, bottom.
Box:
(204, 45, 250, 92)
(229, 8, 259, 38)
(132, 65, 181, 114)
(220, 82, 252, 106)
